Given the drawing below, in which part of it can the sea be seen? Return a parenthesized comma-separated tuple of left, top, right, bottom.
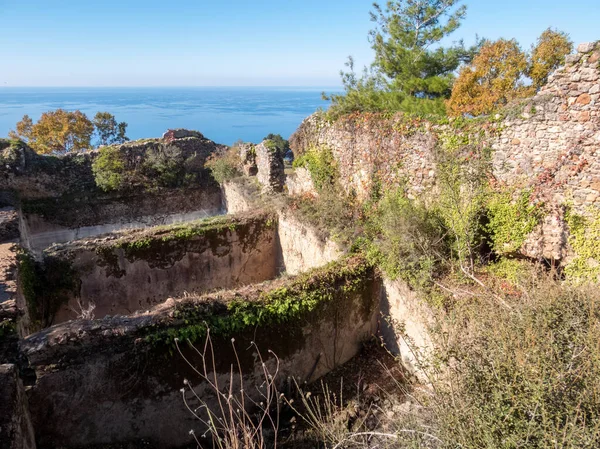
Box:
(0, 87, 338, 146)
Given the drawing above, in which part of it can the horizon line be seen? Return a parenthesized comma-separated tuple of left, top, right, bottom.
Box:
(0, 85, 343, 89)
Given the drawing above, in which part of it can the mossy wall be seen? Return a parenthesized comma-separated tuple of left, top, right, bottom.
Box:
(2, 134, 225, 252)
(35, 213, 280, 326)
(22, 256, 379, 449)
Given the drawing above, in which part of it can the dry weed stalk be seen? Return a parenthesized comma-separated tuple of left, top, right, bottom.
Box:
(176, 329, 281, 449)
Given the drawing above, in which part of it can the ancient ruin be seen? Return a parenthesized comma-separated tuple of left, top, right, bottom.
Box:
(1, 42, 599, 449)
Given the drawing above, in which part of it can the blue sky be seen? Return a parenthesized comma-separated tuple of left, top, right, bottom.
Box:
(0, 0, 598, 87)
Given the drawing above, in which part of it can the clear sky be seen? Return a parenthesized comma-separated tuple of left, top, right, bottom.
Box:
(0, 0, 598, 87)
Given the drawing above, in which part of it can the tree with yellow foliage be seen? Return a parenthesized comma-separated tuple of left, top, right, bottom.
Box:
(529, 28, 573, 89)
(447, 39, 532, 117)
(10, 109, 95, 154)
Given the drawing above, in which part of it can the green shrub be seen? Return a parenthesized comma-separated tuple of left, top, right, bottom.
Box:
(365, 187, 447, 289)
(205, 147, 241, 184)
(293, 146, 337, 191)
(565, 206, 600, 284)
(486, 189, 543, 255)
(289, 187, 358, 245)
(92, 145, 126, 191)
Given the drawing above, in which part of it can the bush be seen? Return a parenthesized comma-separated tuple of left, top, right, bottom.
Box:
(92, 145, 126, 191)
(429, 277, 600, 448)
(364, 187, 447, 289)
(486, 189, 543, 256)
(293, 146, 337, 191)
(565, 207, 600, 284)
(205, 146, 242, 184)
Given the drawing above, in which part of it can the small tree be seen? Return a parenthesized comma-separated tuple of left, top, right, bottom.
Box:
(447, 39, 532, 116)
(370, 0, 468, 99)
(93, 112, 129, 146)
(263, 133, 290, 155)
(529, 28, 573, 89)
(327, 0, 476, 116)
(10, 109, 94, 154)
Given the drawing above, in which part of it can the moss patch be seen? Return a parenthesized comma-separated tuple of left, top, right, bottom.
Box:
(146, 255, 374, 347)
(17, 248, 78, 330)
(87, 213, 276, 275)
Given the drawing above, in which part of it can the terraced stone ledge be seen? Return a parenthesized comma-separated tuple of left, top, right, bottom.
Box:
(19, 212, 280, 330)
(21, 256, 379, 449)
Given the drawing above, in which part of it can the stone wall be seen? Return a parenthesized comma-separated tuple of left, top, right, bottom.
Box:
(490, 42, 600, 259)
(20, 188, 223, 253)
(290, 42, 600, 260)
(21, 257, 379, 449)
(290, 113, 437, 201)
(255, 141, 285, 193)
(277, 211, 342, 275)
(31, 213, 279, 326)
(0, 132, 223, 201)
(0, 364, 36, 449)
(379, 279, 434, 382)
(1, 132, 225, 252)
(285, 166, 316, 196)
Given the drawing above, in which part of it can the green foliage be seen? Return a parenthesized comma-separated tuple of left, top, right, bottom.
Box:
(364, 187, 446, 289)
(147, 257, 371, 346)
(288, 187, 358, 245)
(92, 145, 126, 191)
(141, 144, 186, 188)
(325, 1, 478, 118)
(263, 133, 290, 155)
(486, 257, 533, 285)
(293, 146, 337, 191)
(0, 320, 16, 340)
(486, 189, 543, 255)
(205, 146, 242, 184)
(434, 143, 489, 269)
(369, 0, 467, 98)
(431, 279, 600, 448)
(93, 112, 129, 146)
(565, 207, 600, 284)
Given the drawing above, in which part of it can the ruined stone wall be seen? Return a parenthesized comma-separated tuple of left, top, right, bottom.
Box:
(290, 42, 600, 260)
(0, 365, 36, 449)
(255, 141, 285, 193)
(290, 113, 437, 200)
(21, 257, 378, 449)
(490, 42, 600, 259)
(285, 166, 315, 196)
(33, 213, 279, 326)
(277, 211, 342, 275)
(1, 133, 225, 252)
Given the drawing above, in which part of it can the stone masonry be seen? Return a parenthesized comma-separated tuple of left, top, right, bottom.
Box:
(255, 141, 285, 193)
(290, 41, 600, 260)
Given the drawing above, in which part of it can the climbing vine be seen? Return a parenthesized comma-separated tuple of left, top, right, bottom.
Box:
(486, 189, 543, 255)
(565, 206, 600, 284)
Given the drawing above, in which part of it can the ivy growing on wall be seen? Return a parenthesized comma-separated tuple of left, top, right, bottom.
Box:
(486, 189, 543, 256)
(293, 145, 338, 191)
(565, 207, 600, 284)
